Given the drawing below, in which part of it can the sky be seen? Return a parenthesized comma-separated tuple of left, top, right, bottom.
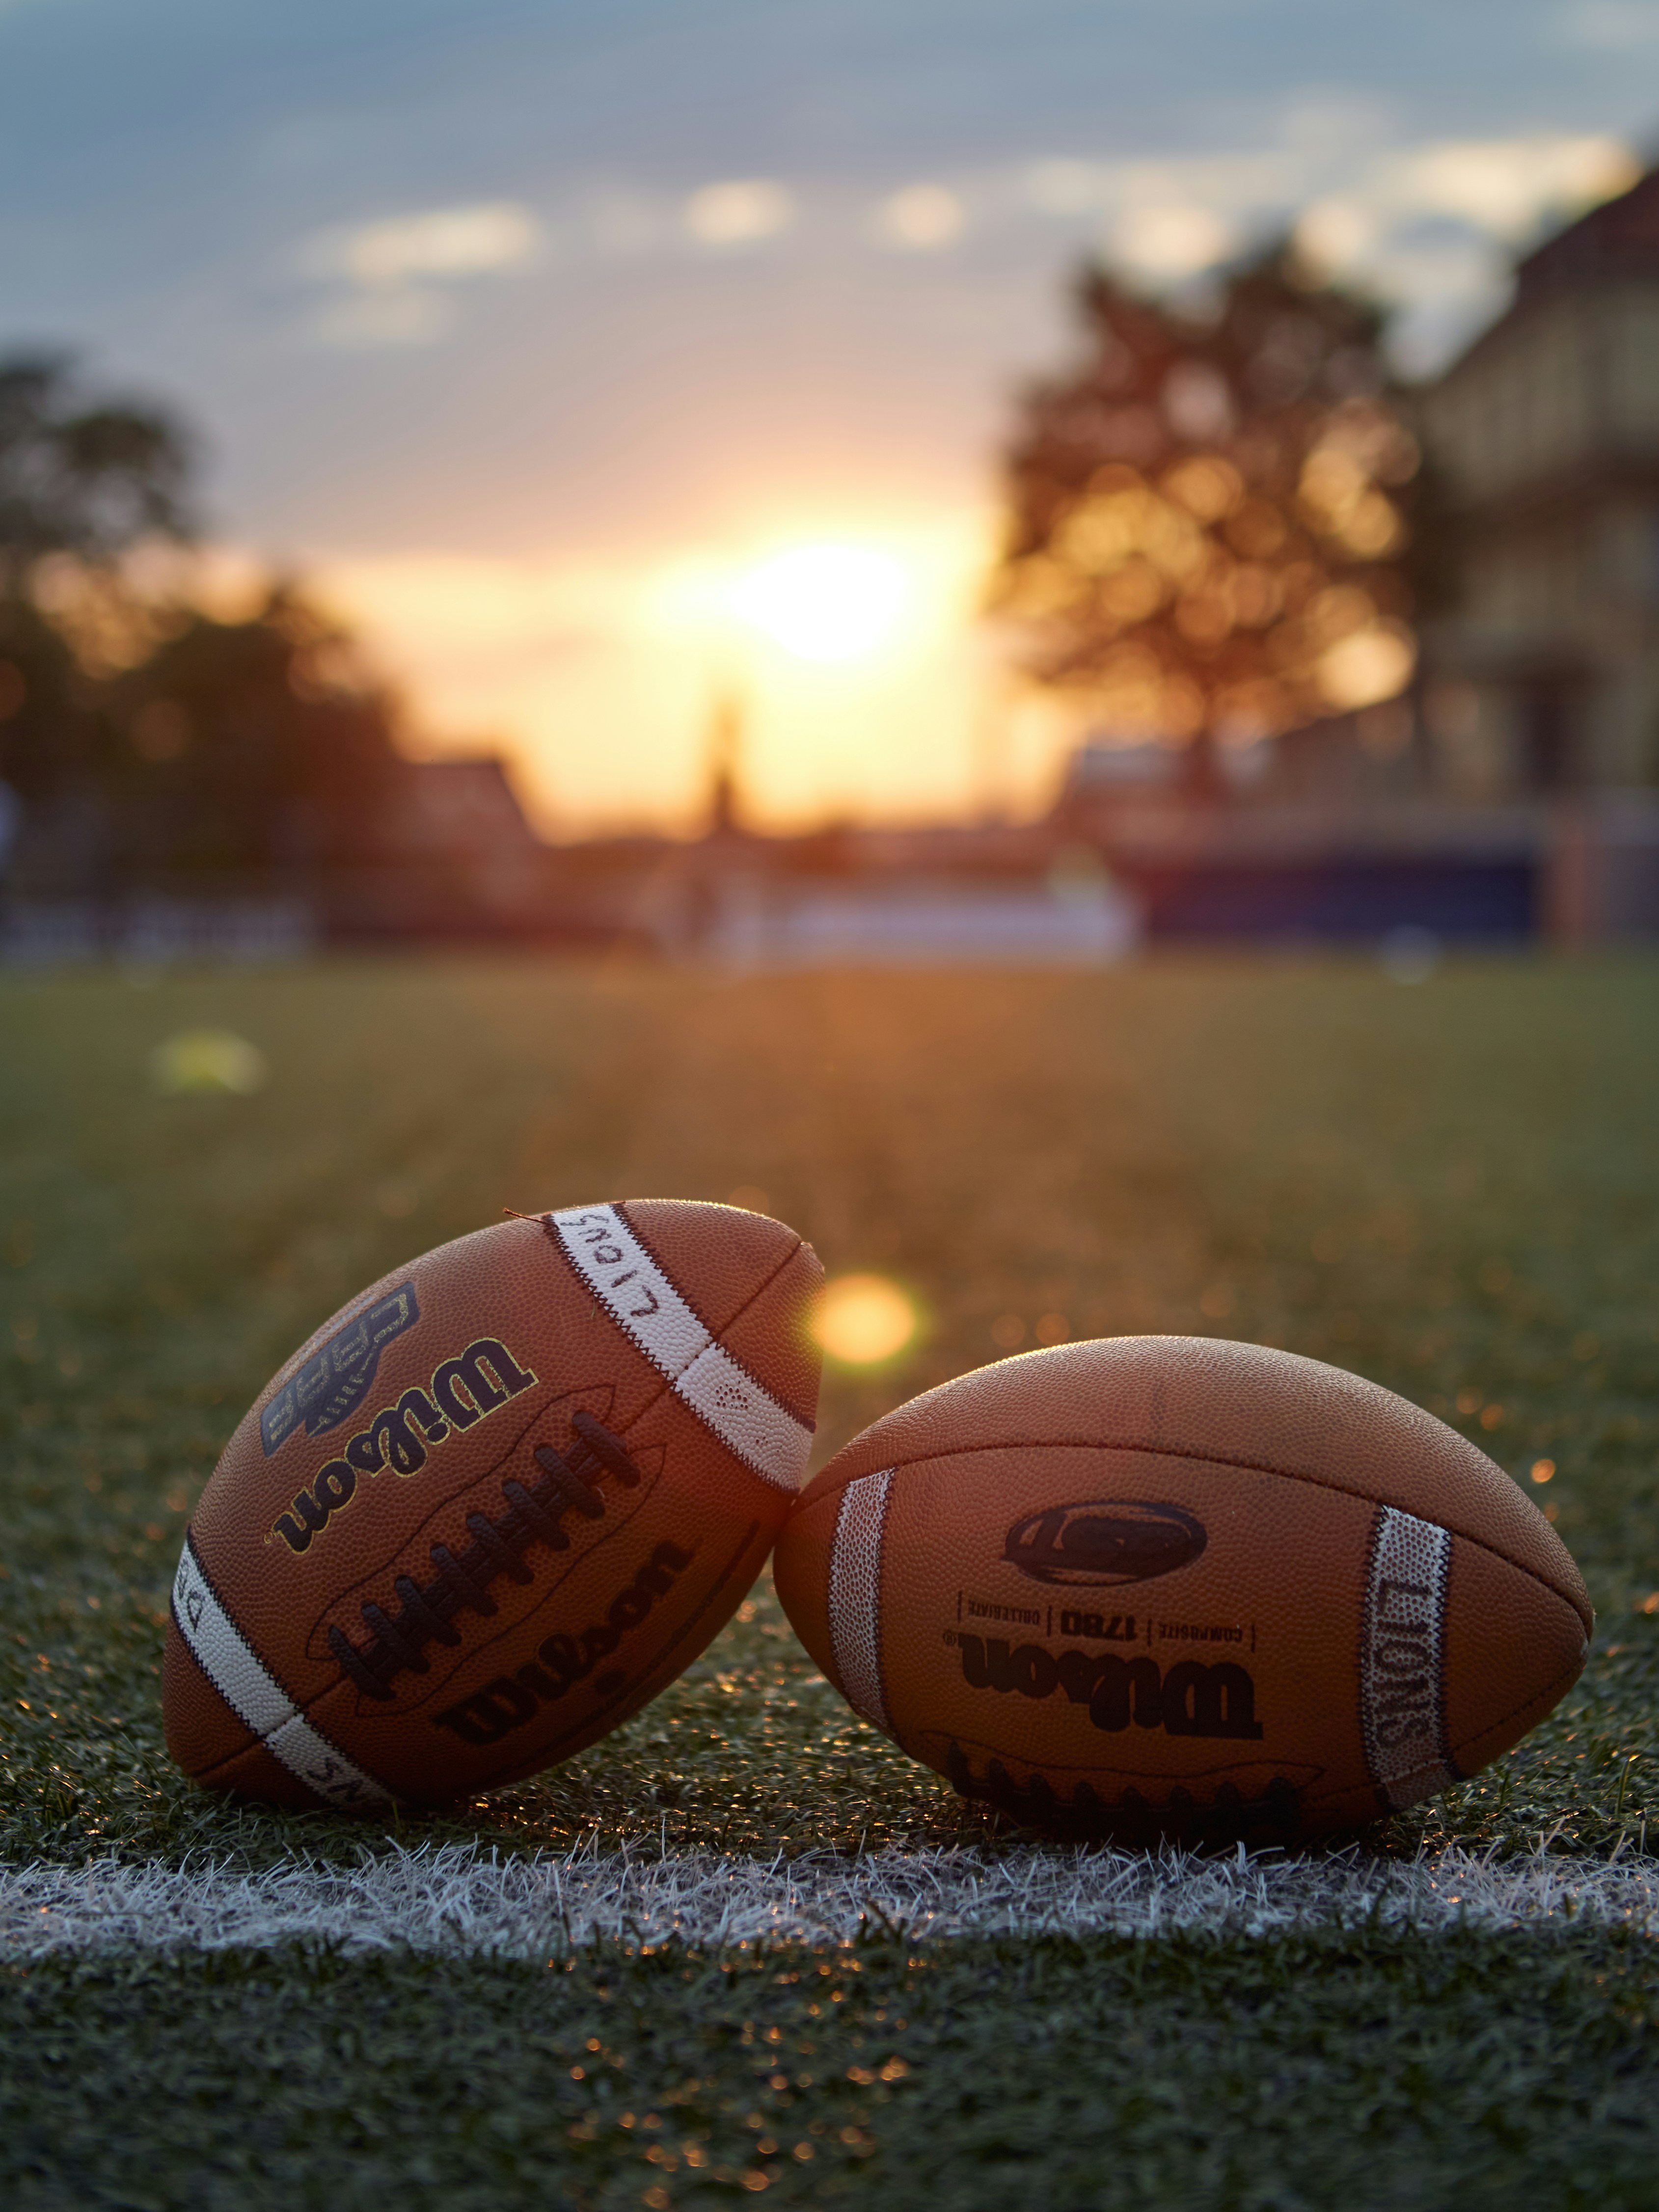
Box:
(2, 0, 1656, 831)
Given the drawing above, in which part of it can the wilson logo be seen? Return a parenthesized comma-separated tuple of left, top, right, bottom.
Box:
(272, 1337, 538, 1555)
(956, 1632, 1264, 1740)
(1003, 1501, 1206, 1586)
(433, 1539, 695, 1747)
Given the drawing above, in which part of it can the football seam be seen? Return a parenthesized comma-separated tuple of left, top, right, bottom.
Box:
(614, 1204, 819, 1433)
(1297, 1649, 1589, 1814)
(256, 1273, 392, 1407)
(544, 1207, 809, 1430)
(543, 1205, 821, 1471)
(193, 1419, 653, 1746)
(1441, 1650, 1589, 1770)
(799, 1435, 1591, 1630)
(171, 1627, 265, 1785)
(170, 1534, 394, 1804)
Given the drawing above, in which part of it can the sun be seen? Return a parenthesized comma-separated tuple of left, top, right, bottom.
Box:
(728, 543, 913, 664)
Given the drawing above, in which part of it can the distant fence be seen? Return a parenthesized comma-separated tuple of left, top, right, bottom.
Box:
(0, 899, 320, 966)
(1123, 856, 1537, 944)
(6, 815, 1656, 965)
(706, 882, 1140, 968)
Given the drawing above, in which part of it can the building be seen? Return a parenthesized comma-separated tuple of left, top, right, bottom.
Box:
(328, 754, 552, 939)
(1419, 164, 1659, 796)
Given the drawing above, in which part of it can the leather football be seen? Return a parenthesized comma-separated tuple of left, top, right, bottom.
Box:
(773, 1337, 1591, 1842)
(165, 1202, 823, 1810)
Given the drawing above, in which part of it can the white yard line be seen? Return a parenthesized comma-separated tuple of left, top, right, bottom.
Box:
(1, 1840, 1656, 1958)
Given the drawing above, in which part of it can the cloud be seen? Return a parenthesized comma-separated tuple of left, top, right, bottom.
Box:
(682, 179, 795, 246)
(1271, 130, 1638, 366)
(299, 201, 542, 287)
(1112, 203, 1236, 280)
(294, 199, 543, 349)
(1004, 124, 1640, 369)
(1374, 134, 1638, 240)
(279, 123, 1640, 363)
(876, 184, 966, 250)
(1015, 147, 1308, 278)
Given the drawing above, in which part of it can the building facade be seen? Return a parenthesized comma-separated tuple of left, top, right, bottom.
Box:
(1420, 164, 1659, 796)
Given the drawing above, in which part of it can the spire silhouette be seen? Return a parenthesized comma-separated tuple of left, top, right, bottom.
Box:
(705, 690, 747, 839)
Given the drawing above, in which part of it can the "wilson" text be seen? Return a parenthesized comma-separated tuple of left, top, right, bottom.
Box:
(272, 1337, 537, 1556)
(956, 1631, 1264, 1741)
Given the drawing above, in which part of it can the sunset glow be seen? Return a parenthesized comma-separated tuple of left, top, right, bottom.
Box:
(314, 512, 1014, 832)
(728, 544, 914, 663)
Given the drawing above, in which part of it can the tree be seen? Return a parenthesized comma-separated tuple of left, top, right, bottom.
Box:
(989, 243, 1429, 789)
(0, 353, 194, 599)
(0, 354, 417, 898)
(0, 591, 115, 893)
(0, 354, 198, 882)
(111, 589, 408, 884)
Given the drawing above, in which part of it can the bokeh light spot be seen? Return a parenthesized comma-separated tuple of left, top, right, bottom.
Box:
(815, 1274, 917, 1365)
(149, 1030, 267, 1096)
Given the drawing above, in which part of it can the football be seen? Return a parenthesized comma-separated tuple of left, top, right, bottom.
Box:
(165, 1202, 823, 1810)
(773, 1337, 1592, 1843)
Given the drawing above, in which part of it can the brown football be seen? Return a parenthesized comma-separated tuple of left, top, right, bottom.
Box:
(165, 1202, 823, 1811)
(773, 1337, 1591, 1843)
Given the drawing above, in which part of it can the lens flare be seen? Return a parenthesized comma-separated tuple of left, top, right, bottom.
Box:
(814, 1274, 917, 1365)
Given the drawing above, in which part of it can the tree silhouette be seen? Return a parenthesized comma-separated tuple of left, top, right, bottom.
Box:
(110, 589, 406, 883)
(989, 243, 1430, 789)
(0, 356, 422, 899)
(0, 353, 194, 597)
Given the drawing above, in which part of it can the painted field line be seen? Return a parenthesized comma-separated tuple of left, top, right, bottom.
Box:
(2, 1841, 1657, 1958)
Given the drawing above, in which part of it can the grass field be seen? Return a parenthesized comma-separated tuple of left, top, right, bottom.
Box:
(3, 953, 1659, 2206)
